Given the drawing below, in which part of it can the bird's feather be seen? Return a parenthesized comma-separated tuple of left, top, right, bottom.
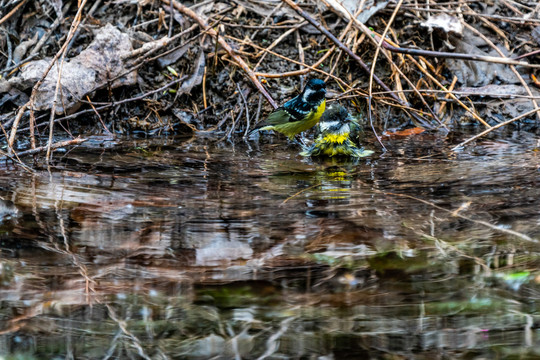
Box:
(260, 108, 291, 126)
(255, 79, 326, 139)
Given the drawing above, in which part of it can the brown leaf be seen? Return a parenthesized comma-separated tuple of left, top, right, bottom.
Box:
(178, 51, 205, 95)
(384, 127, 425, 137)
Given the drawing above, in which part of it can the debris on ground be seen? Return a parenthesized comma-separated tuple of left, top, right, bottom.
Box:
(0, 0, 539, 161)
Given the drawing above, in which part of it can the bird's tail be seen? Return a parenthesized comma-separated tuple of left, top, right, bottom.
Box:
(247, 127, 261, 140)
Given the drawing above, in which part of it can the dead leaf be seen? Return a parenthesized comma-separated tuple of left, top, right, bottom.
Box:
(157, 43, 190, 68)
(178, 51, 205, 95)
(384, 127, 426, 137)
(446, 30, 517, 87)
(5, 24, 136, 113)
(325, 0, 389, 25)
(421, 14, 463, 37)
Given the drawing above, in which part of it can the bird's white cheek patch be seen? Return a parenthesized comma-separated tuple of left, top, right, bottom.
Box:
(320, 121, 341, 132)
(302, 88, 315, 102)
(339, 124, 351, 135)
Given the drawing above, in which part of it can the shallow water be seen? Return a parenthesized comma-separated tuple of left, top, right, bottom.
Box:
(1, 131, 539, 359)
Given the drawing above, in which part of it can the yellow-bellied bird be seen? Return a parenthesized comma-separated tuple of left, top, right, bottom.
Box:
(255, 79, 326, 140)
(301, 104, 374, 158)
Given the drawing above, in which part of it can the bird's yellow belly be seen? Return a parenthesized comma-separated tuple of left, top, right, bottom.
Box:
(319, 134, 353, 156)
(322, 133, 349, 144)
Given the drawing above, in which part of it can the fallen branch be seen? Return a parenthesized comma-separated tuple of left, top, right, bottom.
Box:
(451, 107, 540, 151)
(385, 191, 537, 243)
(1, 137, 87, 160)
(23, 76, 188, 133)
(161, 0, 278, 109)
(381, 41, 540, 69)
(281, 0, 396, 102)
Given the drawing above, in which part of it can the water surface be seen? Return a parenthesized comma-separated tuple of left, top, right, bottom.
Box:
(1, 131, 539, 359)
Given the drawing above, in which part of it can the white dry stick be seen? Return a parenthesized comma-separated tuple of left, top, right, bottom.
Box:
(46, 0, 89, 162)
(256, 316, 297, 360)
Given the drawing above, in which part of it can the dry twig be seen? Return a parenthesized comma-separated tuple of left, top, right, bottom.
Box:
(161, 0, 278, 109)
(1, 137, 87, 160)
(451, 107, 540, 151)
(368, 0, 405, 150)
(0, 0, 28, 26)
(385, 191, 537, 243)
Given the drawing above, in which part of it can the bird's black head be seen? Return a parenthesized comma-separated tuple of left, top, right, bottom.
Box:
(321, 104, 350, 124)
(319, 104, 353, 133)
(302, 79, 326, 104)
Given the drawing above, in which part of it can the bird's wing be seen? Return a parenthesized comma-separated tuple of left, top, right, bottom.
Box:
(348, 118, 362, 139)
(259, 107, 291, 126)
(281, 97, 312, 123)
(258, 95, 313, 127)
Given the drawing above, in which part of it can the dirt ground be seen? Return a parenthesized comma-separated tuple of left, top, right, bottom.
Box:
(1, 0, 540, 160)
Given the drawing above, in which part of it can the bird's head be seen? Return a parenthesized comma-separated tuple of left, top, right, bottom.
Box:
(302, 79, 326, 104)
(319, 104, 353, 135)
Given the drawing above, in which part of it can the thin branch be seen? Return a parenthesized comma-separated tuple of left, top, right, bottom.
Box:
(237, 83, 250, 138)
(381, 40, 540, 69)
(451, 107, 540, 151)
(0, 0, 28, 26)
(1, 137, 87, 160)
(368, 0, 404, 150)
(161, 0, 278, 109)
(385, 192, 537, 243)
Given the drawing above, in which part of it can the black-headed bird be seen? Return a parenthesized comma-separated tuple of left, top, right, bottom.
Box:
(254, 79, 326, 140)
(301, 104, 374, 158)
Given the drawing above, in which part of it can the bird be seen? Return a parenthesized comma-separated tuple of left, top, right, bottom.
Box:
(254, 78, 327, 141)
(301, 104, 374, 158)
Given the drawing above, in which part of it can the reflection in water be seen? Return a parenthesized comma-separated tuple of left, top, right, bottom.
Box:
(0, 134, 540, 358)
